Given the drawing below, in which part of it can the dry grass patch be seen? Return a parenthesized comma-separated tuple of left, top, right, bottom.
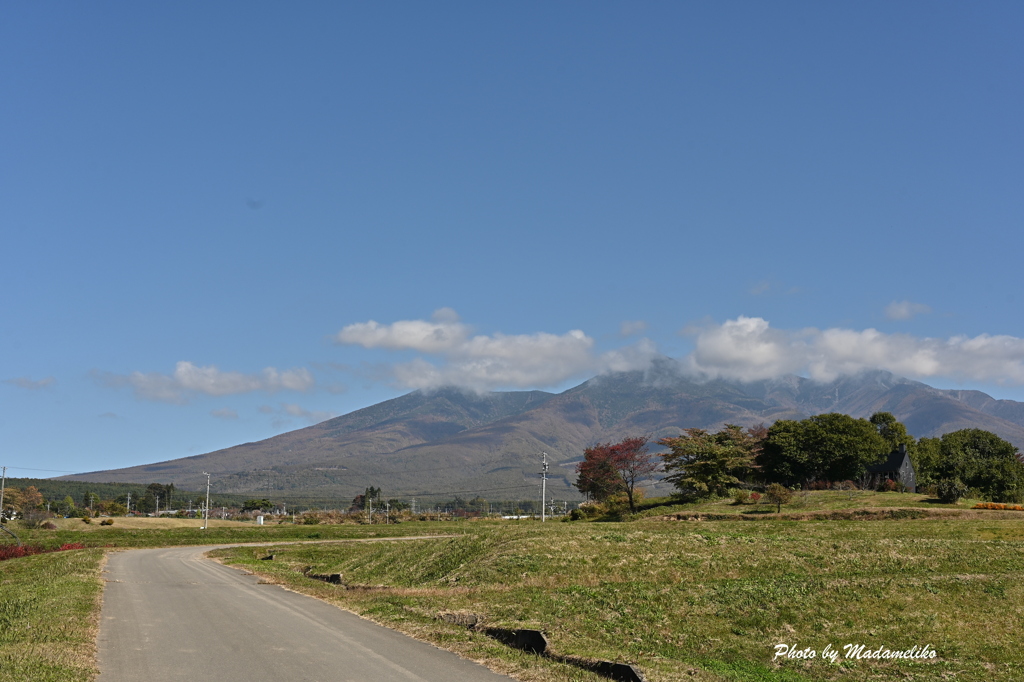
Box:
(52, 517, 253, 531)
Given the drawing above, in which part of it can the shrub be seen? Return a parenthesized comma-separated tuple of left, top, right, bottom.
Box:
(100, 518, 114, 526)
(0, 542, 84, 562)
(82, 517, 92, 524)
(41, 521, 57, 530)
(731, 488, 751, 505)
(764, 483, 794, 513)
(749, 492, 761, 503)
(937, 477, 969, 504)
(301, 514, 322, 525)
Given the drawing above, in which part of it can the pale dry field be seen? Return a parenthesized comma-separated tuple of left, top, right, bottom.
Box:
(53, 517, 254, 531)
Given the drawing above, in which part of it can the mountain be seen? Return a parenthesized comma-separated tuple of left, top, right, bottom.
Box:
(62, 359, 1024, 501)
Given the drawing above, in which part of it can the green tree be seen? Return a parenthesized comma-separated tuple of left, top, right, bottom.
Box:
(353, 487, 382, 511)
(759, 413, 888, 485)
(755, 420, 805, 485)
(764, 483, 793, 513)
(659, 425, 762, 498)
(241, 499, 272, 512)
(870, 412, 916, 453)
(914, 437, 942, 486)
(386, 498, 410, 512)
(936, 429, 1024, 503)
(136, 494, 156, 514)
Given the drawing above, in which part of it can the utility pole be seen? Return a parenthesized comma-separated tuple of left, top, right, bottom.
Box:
(540, 452, 549, 522)
(201, 472, 211, 530)
(411, 498, 416, 515)
(155, 495, 160, 516)
(126, 492, 131, 515)
(0, 466, 6, 524)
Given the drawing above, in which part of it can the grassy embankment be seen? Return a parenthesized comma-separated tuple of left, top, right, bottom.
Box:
(625, 490, 996, 520)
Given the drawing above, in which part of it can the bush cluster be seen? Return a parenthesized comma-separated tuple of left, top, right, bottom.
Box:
(937, 477, 969, 504)
(0, 542, 85, 562)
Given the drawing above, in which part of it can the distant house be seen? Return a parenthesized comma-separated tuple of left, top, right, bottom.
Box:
(866, 443, 916, 493)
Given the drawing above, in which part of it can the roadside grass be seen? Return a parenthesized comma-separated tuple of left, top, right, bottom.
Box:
(214, 517, 1024, 682)
(0, 548, 105, 682)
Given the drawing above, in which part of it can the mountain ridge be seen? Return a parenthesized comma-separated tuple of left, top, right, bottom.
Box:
(62, 362, 1024, 501)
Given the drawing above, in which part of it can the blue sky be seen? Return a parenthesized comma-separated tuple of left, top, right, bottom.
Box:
(2, 2, 1023, 476)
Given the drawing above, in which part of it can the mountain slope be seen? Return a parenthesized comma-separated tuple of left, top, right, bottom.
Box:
(63, 362, 1024, 500)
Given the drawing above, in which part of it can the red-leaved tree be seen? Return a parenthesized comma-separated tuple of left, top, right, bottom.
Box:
(575, 436, 657, 512)
(610, 436, 657, 512)
(575, 443, 625, 502)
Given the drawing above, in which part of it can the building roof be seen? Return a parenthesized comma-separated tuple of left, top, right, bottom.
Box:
(866, 447, 912, 474)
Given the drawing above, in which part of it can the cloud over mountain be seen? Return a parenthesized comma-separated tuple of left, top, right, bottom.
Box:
(335, 307, 470, 352)
(685, 316, 1024, 385)
(96, 361, 314, 403)
(335, 309, 657, 391)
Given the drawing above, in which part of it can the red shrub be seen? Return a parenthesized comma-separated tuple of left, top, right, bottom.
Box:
(0, 542, 86, 562)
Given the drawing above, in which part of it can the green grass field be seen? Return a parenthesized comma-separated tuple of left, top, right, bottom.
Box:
(214, 511, 1024, 682)
(3, 491, 1024, 681)
(0, 548, 105, 682)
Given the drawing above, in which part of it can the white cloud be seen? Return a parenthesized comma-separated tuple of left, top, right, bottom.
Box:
(260, 403, 336, 425)
(684, 316, 1024, 385)
(885, 300, 932, 320)
(210, 408, 239, 420)
(335, 307, 470, 352)
(4, 376, 56, 390)
(283, 403, 335, 423)
(97, 361, 314, 403)
(336, 310, 658, 391)
(620, 320, 648, 336)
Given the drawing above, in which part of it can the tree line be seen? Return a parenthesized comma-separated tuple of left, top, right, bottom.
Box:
(576, 412, 1024, 506)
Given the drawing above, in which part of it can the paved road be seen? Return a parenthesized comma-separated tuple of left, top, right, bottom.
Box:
(97, 545, 515, 682)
